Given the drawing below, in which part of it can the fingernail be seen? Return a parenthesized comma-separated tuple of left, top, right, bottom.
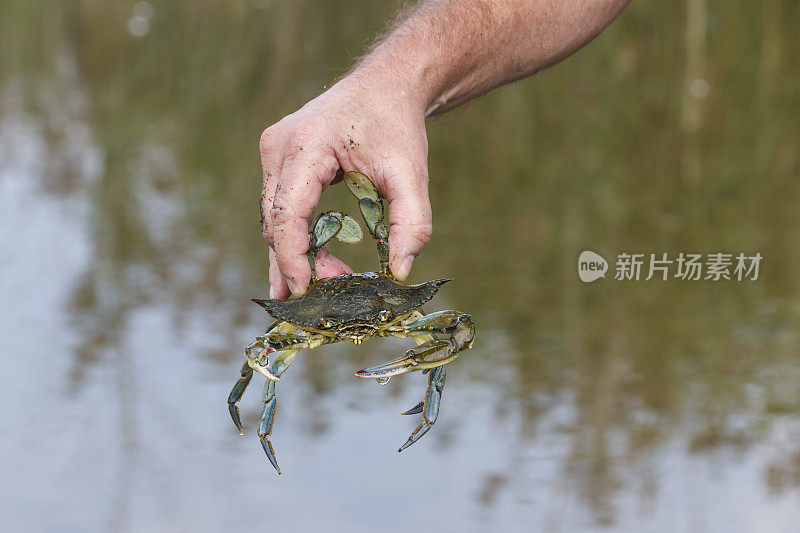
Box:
(395, 255, 415, 281)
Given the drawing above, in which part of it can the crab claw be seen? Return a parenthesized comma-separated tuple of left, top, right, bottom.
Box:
(251, 361, 280, 382)
(401, 401, 424, 415)
(355, 340, 456, 379)
(246, 347, 280, 382)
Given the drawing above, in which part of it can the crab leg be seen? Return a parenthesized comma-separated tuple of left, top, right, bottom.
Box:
(227, 320, 291, 433)
(398, 366, 446, 452)
(228, 323, 304, 431)
(344, 171, 391, 275)
(399, 311, 435, 415)
(227, 360, 254, 434)
(245, 330, 322, 381)
(353, 311, 474, 450)
(257, 348, 301, 474)
(229, 321, 333, 474)
(354, 311, 475, 379)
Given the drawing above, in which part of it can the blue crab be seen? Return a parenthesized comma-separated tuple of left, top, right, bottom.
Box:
(228, 172, 475, 474)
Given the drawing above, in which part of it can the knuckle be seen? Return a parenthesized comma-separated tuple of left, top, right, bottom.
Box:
(270, 196, 294, 228)
(414, 222, 433, 244)
(289, 118, 324, 145)
(259, 127, 278, 155)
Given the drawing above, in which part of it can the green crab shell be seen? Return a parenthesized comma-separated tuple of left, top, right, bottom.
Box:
(252, 272, 452, 328)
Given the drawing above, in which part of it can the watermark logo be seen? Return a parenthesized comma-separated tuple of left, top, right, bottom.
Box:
(578, 251, 762, 282)
(578, 250, 609, 282)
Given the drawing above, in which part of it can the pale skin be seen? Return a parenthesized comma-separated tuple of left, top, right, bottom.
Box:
(261, 0, 631, 299)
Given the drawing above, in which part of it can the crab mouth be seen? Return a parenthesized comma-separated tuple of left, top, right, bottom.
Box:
(336, 325, 378, 345)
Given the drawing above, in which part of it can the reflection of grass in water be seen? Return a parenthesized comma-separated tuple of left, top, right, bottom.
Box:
(3, 0, 800, 524)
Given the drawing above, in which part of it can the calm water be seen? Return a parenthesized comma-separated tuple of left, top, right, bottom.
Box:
(2, 1, 800, 532)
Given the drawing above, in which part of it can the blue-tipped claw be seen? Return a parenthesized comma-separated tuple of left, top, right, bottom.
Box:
(397, 366, 446, 452)
(227, 361, 253, 434)
(229, 404, 245, 434)
(401, 402, 424, 415)
(398, 425, 432, 452)
(260, 437, 281, 474)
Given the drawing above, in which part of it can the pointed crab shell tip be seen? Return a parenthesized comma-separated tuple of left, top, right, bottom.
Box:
(251, 298, 272, 309)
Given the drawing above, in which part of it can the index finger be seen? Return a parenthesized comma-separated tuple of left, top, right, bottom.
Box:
(270, 144, 340, 295)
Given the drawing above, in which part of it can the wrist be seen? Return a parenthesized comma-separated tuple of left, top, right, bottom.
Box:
(344, 46, 437, 119)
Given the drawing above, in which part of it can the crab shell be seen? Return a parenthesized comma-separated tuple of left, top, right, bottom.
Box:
(252, 272, 452, 331)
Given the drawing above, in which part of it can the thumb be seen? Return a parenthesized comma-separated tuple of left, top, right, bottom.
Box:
(382, 160, 433, 281)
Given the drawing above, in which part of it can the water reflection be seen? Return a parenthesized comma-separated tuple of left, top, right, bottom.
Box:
(1, 1, 799, 531)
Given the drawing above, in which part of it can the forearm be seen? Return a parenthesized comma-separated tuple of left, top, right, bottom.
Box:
(351, 0, 630, 116)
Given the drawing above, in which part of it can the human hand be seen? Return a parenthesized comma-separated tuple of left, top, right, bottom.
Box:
(259, 71, 433, 300)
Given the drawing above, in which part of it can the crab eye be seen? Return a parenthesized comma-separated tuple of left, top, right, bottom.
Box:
(378, 310, 391, 322)
(318, 316, 331, 328)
